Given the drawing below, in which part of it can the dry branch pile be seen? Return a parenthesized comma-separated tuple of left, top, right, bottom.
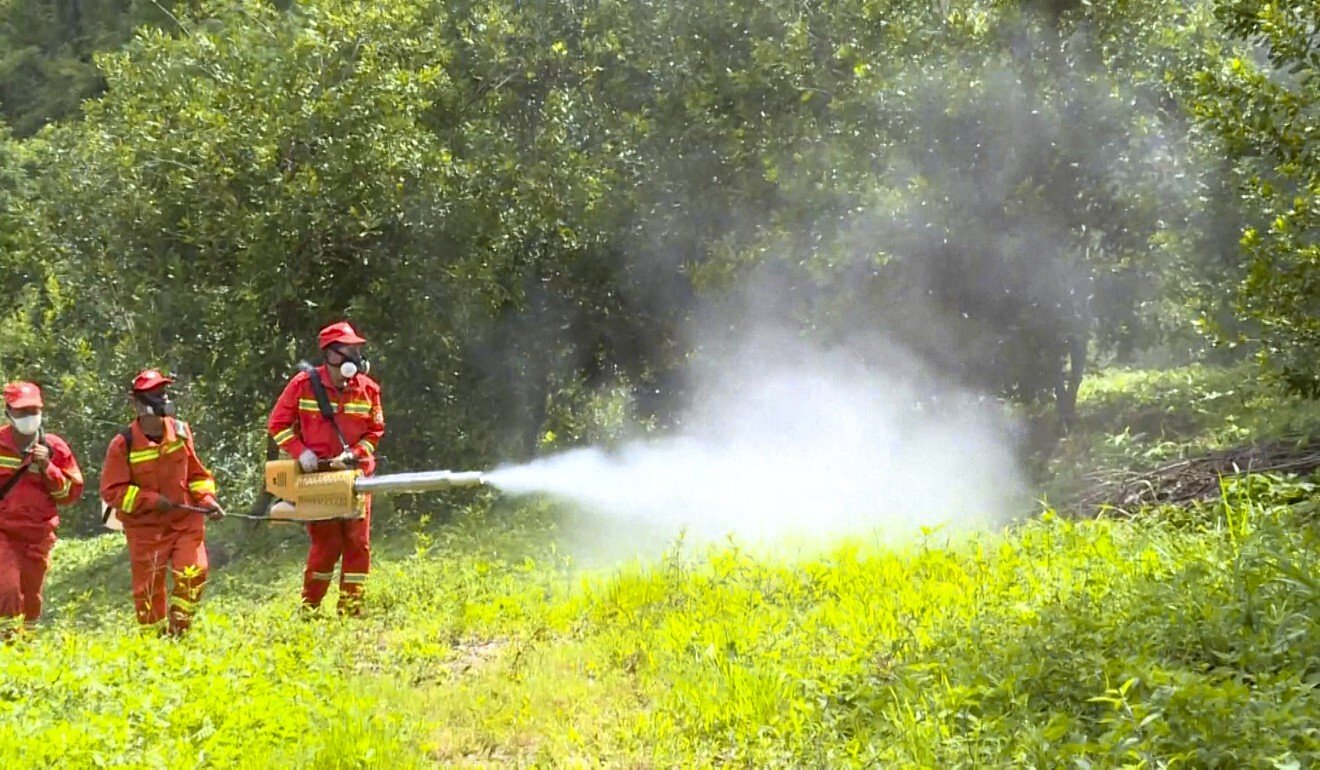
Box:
(1071, 438, 1320, 516)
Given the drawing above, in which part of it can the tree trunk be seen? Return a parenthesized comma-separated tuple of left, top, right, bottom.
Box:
(1055, 334, 1086, 430)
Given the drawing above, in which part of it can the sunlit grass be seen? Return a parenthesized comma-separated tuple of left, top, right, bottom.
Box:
(4, 472, 1316, 767)
(3, 367, 1318, 767)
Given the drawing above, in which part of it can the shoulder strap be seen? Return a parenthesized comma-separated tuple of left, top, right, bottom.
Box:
(0, 428, 44, 504)
(0, 456, 30, 503)
(118, 426, 134, 481)
(298, 361, 349, 451)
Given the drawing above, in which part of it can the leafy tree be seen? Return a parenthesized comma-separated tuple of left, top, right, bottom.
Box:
(0, 0, 1312, 532)
(1192, 0, 1318, 395)
(672, 3, 1209, 426)
(0, 0, 183, 135)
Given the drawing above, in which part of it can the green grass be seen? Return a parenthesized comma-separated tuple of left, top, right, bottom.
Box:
(3, 366, 1319, 768)
(1064, 363, 1320, 465)
(6, 478, 1318, 767)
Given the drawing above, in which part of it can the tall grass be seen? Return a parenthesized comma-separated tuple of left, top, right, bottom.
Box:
(3, 471, 1316, 767)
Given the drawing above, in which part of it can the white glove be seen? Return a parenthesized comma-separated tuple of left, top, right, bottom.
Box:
(298, 449, 320, 472)
(328, 451, 357, 470)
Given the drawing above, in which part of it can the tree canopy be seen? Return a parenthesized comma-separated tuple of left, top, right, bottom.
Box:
(0, 0, 1314, 526)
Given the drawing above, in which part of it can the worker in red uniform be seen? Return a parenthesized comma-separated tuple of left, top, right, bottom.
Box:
(267, 321, 384, 615)
(100, 370, 224, 635)
(0, 382, 83, 637)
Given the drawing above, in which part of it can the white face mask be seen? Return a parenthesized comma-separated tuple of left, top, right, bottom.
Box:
(332, 352, 368, 379)
(10, 414, 41, 435)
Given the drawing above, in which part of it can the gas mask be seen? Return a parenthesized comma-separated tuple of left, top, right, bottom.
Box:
(8, 412, 41, 435)
(329, 347, 370, 379)
(135, 390, 176, 417)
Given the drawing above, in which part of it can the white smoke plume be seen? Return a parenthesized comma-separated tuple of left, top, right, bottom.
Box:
(487, 329, 1029, 559)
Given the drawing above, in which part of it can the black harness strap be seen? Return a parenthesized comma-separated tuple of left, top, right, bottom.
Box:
(298, 361, 349, 453)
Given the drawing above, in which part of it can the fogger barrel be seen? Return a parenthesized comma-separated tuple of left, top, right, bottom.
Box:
(355, 470, 485, 494)
(264, 460, 485, 521)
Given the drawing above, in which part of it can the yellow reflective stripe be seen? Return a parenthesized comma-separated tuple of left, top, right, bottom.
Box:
(341, 573, 368, 585)
(0, 455, 24, 469)
(309, 571, 335, 581)
(53, 478, 73, 498)
(121, 485, 141, 513)
(168, 595, 198, 612)
(273, 427, 296, 445)
(189, 479, 216, 494)
(131, 442, 184, 463)
(342, 401, 372, 415)
(129, 448, 160, 464)
(354, 440, 375, 456)
(297, 399, 321, 412)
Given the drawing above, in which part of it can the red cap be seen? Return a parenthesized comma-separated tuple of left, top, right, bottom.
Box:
(3, 381, 43, 409)
(132, 369, 174, 393)
(318, 321, 367, 349)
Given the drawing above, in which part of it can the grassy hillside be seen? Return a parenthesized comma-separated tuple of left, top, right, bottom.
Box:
(3, 368, 1318, 768)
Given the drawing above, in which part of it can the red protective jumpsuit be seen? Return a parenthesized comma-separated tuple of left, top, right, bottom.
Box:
(0, 426, 83, 632)
(267, 365, 383, 613)
(100, 418, 218, 634)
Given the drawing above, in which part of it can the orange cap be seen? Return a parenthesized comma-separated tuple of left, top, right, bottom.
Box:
(3, 381, 43, 409)
(318, 321, 367, 349)
(132, 369, 174, 392)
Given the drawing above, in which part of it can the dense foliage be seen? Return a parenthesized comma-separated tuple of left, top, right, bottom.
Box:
(0, 0, 1315, 524)
(0, 0, 178, 134)
(1193, 0, 1318, 395)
